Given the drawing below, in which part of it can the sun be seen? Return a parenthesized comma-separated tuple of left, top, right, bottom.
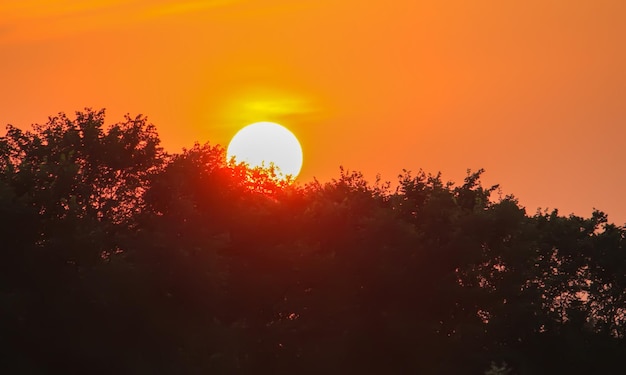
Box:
(227, 122, 303, 178)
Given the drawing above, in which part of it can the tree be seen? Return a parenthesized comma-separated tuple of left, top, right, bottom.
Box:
(2, 109, 626, 374)
(0, 108, 164, 372)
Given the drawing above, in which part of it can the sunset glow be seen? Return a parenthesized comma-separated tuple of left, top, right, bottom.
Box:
(2, 1, 626, 371)
(1, 0, 625, 222)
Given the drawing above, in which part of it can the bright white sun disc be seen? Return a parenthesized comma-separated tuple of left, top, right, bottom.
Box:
(227, 122, 303, 177)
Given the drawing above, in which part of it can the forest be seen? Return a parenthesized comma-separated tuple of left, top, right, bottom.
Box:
(1, 109, 625, 374)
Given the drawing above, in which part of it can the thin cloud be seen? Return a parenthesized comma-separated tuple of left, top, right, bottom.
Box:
(0, 0, 241, 44)
(143, 0, 238, 18)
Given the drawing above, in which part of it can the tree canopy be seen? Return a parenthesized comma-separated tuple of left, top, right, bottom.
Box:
(1, 109, 625, 374)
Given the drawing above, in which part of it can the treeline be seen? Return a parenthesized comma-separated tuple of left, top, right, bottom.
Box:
(1, 109, 625, 374)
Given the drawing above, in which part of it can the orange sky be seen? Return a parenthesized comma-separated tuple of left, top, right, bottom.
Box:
(2, 0, 625, 224)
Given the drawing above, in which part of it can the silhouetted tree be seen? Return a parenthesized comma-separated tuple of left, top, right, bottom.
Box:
(0, 108, 163, 372)
(2, 109, 625, 374)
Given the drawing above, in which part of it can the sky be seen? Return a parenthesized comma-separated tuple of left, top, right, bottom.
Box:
(1, 0, 625, 224)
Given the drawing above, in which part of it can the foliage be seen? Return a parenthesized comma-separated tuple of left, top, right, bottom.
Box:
(1, 109, 625, 374)
(485, 361, 512, 375)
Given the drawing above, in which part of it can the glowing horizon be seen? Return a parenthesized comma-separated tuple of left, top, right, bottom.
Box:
(1, 0, 625, 223)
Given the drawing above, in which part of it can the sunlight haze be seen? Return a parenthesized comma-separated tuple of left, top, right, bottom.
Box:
(1, 0, 624, 223)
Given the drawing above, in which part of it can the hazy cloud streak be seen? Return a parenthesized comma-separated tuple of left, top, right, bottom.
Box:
(0, 0, 241, 44)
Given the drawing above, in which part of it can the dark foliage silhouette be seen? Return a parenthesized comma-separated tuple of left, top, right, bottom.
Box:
(1, 109, 625, 374)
